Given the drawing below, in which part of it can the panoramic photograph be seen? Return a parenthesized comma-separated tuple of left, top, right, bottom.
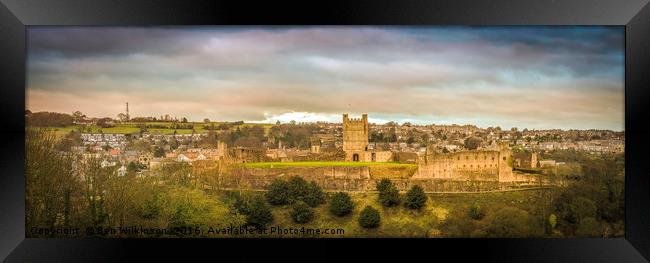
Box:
(25, 26, 624, 238)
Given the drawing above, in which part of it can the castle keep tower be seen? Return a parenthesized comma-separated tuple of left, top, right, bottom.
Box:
(343, 114, 369, 161)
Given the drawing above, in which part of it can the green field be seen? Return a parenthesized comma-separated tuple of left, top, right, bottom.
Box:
(41, 121, 275, 135)
(242, 161, 418, 169)
(40, 126, 141, 136)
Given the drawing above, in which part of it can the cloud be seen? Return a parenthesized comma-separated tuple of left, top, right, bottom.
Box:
(26, 26, 624, 130)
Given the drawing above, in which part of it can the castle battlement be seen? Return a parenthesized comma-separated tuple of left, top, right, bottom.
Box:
(342, 114, 368, 124)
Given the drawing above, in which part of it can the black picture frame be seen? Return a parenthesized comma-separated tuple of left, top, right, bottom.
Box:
(1, 0, 649, 262)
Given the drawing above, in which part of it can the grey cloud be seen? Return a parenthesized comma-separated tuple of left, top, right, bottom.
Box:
(26, 26, 624, 130)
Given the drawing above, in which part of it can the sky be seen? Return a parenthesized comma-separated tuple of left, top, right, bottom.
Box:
(26, 26, 624, 130)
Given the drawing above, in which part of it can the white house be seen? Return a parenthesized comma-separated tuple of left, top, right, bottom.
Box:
(177, 153, 192, 162)
(100, 159, 116, 168)
(117, 165, 127, 177)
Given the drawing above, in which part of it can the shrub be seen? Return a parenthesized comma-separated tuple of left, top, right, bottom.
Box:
(161, 187, 246, 237)
(376, 179, 399, 207)
(267, 177, 325, 207)
(576, 217, 601, 237)
(572, 197, 598, 223)
(376, 178, 392, 193)
(303, 181, 326, 207)
(381, 187, 400, 207)
(484, 207, 530, 237)
(169, 202, 195, 231)
(554, 195, 597, 227)
(404, 185, 427, 210)
(244, 196, 274, 229)
(266, 179, 290, 205)
(469, 202, 485, 220)
(231, 193, 251, 215)
(329, 192, 354, 217)
(290, 202, 314, 224)
(548, 214, 558, 230)
(469, 229, 487, 238)
(358, 206, 381, 229)
(287, 176, 309, 200)
(138, 192, 163, 220)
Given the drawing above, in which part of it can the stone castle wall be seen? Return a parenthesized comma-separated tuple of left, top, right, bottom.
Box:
(414, 146, 515, 182)
(220, 165, 545, 193)
(357, 150, 393, 162)
(238, 166, 371, 179)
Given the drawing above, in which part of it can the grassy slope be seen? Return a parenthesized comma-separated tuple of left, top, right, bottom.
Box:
(223, 190, 546, 238)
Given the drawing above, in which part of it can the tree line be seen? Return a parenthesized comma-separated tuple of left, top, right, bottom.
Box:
(26, 129, 244, 237)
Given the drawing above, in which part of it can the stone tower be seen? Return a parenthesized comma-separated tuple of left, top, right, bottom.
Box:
(497, 142, 514, 181)
(342, 113, 369, 161)
(531, 152, 538, 168)
(310, 137, 321, 154)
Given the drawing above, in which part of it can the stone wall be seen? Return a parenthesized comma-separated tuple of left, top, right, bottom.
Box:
(415, 146, 518, 182)
(354, 150, 393, 162)
(237, 166, 370, 179)
(218, 166, 548, 193)
(415, 165, 500, 181)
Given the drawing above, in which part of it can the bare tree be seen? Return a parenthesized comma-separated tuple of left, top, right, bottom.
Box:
(26, 129, 81, 234)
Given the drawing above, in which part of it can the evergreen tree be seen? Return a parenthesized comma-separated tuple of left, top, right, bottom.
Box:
(376, 178, 392, 193)
(245, 196, 274, 229)
(404, 185, 427, 210)
(290, 202, 314, 224)
(287, 176, 309, 200)
(303, 181, 326, 207)
(358, 206, 381, 229)
(266, 179, 290, 205)
(376, 178, 400, 207)
(266, 176, 325, 207)
(381, 187, 400, 207)
(469, 202, 485, 220)
(329, 192, 354, 217)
